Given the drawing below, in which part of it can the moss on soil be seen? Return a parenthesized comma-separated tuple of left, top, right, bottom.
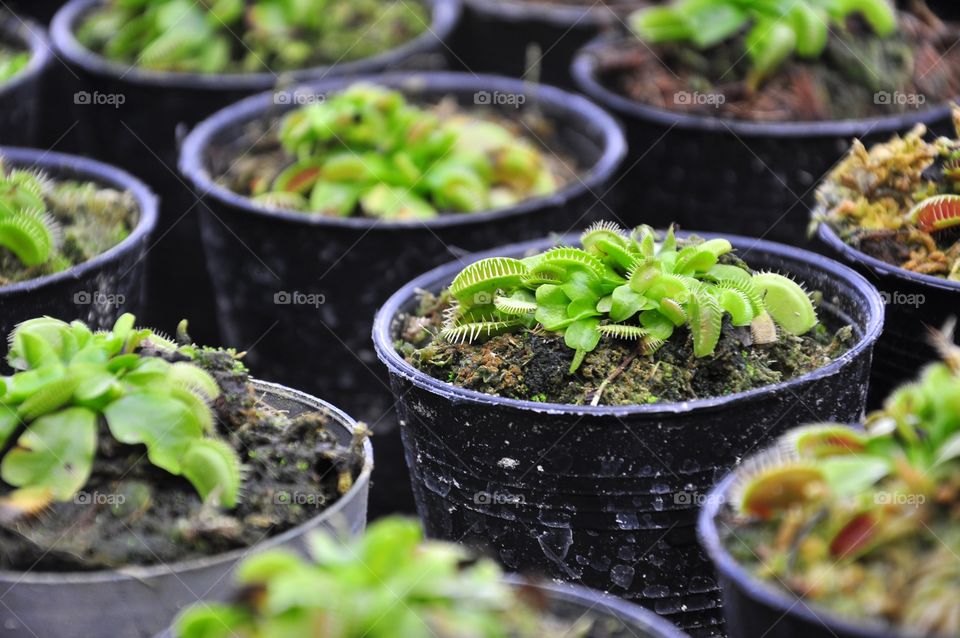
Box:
(398, 290, 853, 406)
(0, 346, 367, 571)
(0, 179, 139, 286)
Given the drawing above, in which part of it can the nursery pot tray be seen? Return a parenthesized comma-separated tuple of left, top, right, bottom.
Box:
(0, 15, 53, 146)
(0, 147, 158, 363)
(816, 221, 960, 407)
(178, 71, 626, 518)
(571, 35, 959, 248)
(49, 0, 461, 343)
(699, 473, 917, 638)
(373, 232, 884, 636)
(0, 380, 373, 638)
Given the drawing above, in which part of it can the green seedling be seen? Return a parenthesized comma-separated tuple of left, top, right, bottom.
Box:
(441, 221, 818, 373)
(0, 314, 242, 518)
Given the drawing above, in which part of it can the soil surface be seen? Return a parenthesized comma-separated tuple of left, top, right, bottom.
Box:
(0, 177, 139, 286)
(398, 290, 853, 406)
(0, 346, 367, 571)
(213, 98, 577, 217)
(594, 9, 960, 121)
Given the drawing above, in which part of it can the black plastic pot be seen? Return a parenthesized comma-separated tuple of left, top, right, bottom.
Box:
(7, 1, 65, 23)
(699, 465, 912, 638)
(49, 0, 461, 344)
(816, 222, 960, 408)
(0, 16, 52, 146)
(373, 232, 884, 637)
(0, 147, 158, 364)
(179, 71, 626, 518)
(0, 379, 374, 638)
(159, 576, 690, 638)
(450, 1, 631, 89)
(571, 36, 958, 248)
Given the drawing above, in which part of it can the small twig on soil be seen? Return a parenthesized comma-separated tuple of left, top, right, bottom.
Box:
(589, 343, 644, 407)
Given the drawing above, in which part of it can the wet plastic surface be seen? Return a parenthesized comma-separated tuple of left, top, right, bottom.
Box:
(0, 147, 158, 364)
(0, 380, 373, 638)
(373, 232, 884, 636)
(450, 0, 627, 89)
(0, 17, 53, 146)
(178, 71, 626, 519)
(571, 36, 957, 248)
(49, 0, 461, 344)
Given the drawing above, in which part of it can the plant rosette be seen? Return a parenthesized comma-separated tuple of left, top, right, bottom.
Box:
(49, 0, 461, 342)
(161, 516, 688, 638)
(0, 148, 157, 358)
(450, 0, 641, 89)
(373, 223, 884, 635)
(812, 105, 960, 404)
(0, 313, 373, 638)
(571, 2, 960, 246)
(0, 15, 53, 146)
(179, 71, 626, 517)
(699, 327, 960, 638)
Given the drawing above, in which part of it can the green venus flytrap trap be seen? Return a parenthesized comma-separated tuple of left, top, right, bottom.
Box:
(0, 314, 242, 520)
(440, 221, 818, 374)
(0, 165, 59, 269)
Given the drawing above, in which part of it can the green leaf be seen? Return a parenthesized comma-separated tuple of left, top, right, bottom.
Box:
(630, 6, 692, 43)
(104, 393, 203, 474)
(688, 290, 723, 357)
(746, 19, 797, 85)
(1, 407, 97, 500)
(610, 285, 653, 322)
(0, 404, 20, 450)
(181, 439, 241, 508)
(790, 2, 829, 58)
(534, 285, 572, 331)
(753, 272, 817, 335)
(818, 456, 891, 497)
(682, 0, 749, 48)
(564, 318, 602, 373)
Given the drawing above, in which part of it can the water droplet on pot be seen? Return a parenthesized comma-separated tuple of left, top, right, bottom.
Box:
(610, 564, 635, 589)
(615, 512, 639, 530)
(643, 584, 671, 598)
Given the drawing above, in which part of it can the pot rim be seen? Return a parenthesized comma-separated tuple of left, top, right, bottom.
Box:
(697, 470, 917, 638)
(0, 378, 374, 585)
(462, 0, 634, 26)
(50, 0, 461, 91)
(570, 34, 957, 139)
(372, 231, 885, 417)
(815, 217, 960, 293)
(0, 13, 54, 98)
(502, 575, 689, 637)
(0, 146, 159, 297)
(177, 71, 627, 230)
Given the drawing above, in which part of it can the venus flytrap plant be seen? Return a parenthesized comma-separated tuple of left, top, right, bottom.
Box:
(256, 83, 558, 219)
(441, 221, 818, 373)
(76, 0, 429, 74)
(725, 324, 960, 634)
(174, 516, 591, 638)
(0, 313, 242, 520)
(629, 0, 897, 89)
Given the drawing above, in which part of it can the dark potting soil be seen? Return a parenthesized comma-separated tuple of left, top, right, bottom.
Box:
(0, 347, 367, 571)
(212, 100, 578, 218)
(398, 290, 853, 406)
(0, 177, 138, 286)
(594, 10, 960, 122)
